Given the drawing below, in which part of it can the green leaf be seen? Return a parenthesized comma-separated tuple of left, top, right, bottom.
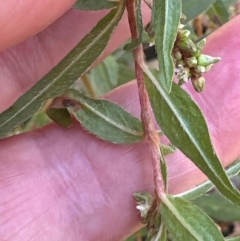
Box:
(222, 0, 239, 7)
(182, 0, 217, 24)
(63, 89, 144, 143)
(136, 0, 143, 40)
(160, 148, 168, 192)
(160, 143, 176, 156)
(124, 0, 143, 51)
(123, 39, 139, 52)
(73, 0, 117, 10)
(0, 1, 125, 138)
(161, 194, 225, 241)
(125, 228, 148, 241)
(87, 55, 119, 96)
(226, 236, 240, 241)
(118, 63, 135, 85)
(144, 69, 240, 205)
(210, 0, 229, 24)
(152, 223, 167, 241)
(152, 0, 181, 92)
(115, 49, 135, 85)
(176, 159, 240, 200)
(194, 192, 240, 221)
(46, 108, 72, 128)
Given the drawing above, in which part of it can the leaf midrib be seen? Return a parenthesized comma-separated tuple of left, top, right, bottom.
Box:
(154, 0, 169, 84)
(162, 196, 207, 241)
(176, 160, 240, 200)
(77, 99, 143, 137)
(145, 68, 230, 188)
(0, 1, 124, 128)
(146, 69, 211, 161)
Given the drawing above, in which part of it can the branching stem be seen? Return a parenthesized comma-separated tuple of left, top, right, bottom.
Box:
(126, 0, 164, 198)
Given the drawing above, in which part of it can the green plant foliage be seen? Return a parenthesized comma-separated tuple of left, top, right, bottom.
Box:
(135, 0, 143, 42)
(152, 0, 182, 92)
(125, 228, 147, 241)
(117, 63, 135, 85)
(8, 108, 51, 136)
(144, 69, 240, 205)
(222, 0, 239, 7)
(73, 0, 117, 10)
(182, 0, 217, 24)
(226, 236, 240, 241)
(63, 89, 144, 143)
(2, 1, 240, 240)
(85, 55, 119, 96)
(114, 49, 135, 86)
(46, 108, 72, 128)
(177, 160, 240, 200)
(160, 144, 176, 156)
(124, 0, 143, 51)
(0, 2, 125, 138)
(152, 223, 167, 241)
(209, 0, 229, 24)
(161, 194, 225, 241)
(79, 51, 135, 97)
(194, 192, 240, 221)
(160, 148, 168, 191)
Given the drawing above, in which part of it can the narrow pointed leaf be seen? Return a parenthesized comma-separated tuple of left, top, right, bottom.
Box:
(177, 160, 240, 200)
(222, 0, 239, 7)
(124, 0, 143, 51)
(64, 89, 144, 143)
(182, 0, 217, 24)
(161, 194, 225, 241)
(194, 192, 240, 221)
(46, 108, 72, 128)
(144, 69, 240, 205)
(160, 144, 176, 156)
(210, 0, 229, 24)
(151, 223, 167, 241)
(136, 0, 143, 42)
(0, 2, 125, 138)
(152, 0, 181, 92)
(87, 55, 119, 96)
(123, 39, 139, 52)
(73, 0, 117, 10)
(160, 148, 168, 191)
(226, 236, 240, 241)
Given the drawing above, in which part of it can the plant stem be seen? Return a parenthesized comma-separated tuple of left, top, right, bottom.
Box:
(126, 0, 164, 198)
(81, 74, 96, 98)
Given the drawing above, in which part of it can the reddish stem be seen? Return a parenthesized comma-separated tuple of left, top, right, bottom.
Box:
(126, 0, 164, 198)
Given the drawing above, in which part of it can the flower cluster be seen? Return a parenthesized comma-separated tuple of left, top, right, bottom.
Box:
(174, 29, 221, 92)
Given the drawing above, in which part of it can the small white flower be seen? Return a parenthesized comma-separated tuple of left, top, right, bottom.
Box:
(176, 64, 189, 83)
(149, 42, 155, 47)
(136, 202, 151, 217)
(134, 192, 153, 218)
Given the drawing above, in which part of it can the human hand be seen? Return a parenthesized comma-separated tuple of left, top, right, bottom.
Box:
(1, 1, 240, 240)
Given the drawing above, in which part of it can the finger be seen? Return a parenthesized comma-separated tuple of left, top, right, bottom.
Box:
(0, 117, 152, 241)
(1, 15, 240, 240)
(184, 14, 240, 165)
(0, 4, 151, 112)
(0, 0, 75, 50)
(0, 83, 195, 241)
(1, 8, 240, 241)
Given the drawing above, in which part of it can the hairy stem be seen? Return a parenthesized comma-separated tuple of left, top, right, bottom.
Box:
(126, 0, 164, 197)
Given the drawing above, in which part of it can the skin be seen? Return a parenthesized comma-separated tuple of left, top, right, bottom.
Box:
(1, 1, 240, 240)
